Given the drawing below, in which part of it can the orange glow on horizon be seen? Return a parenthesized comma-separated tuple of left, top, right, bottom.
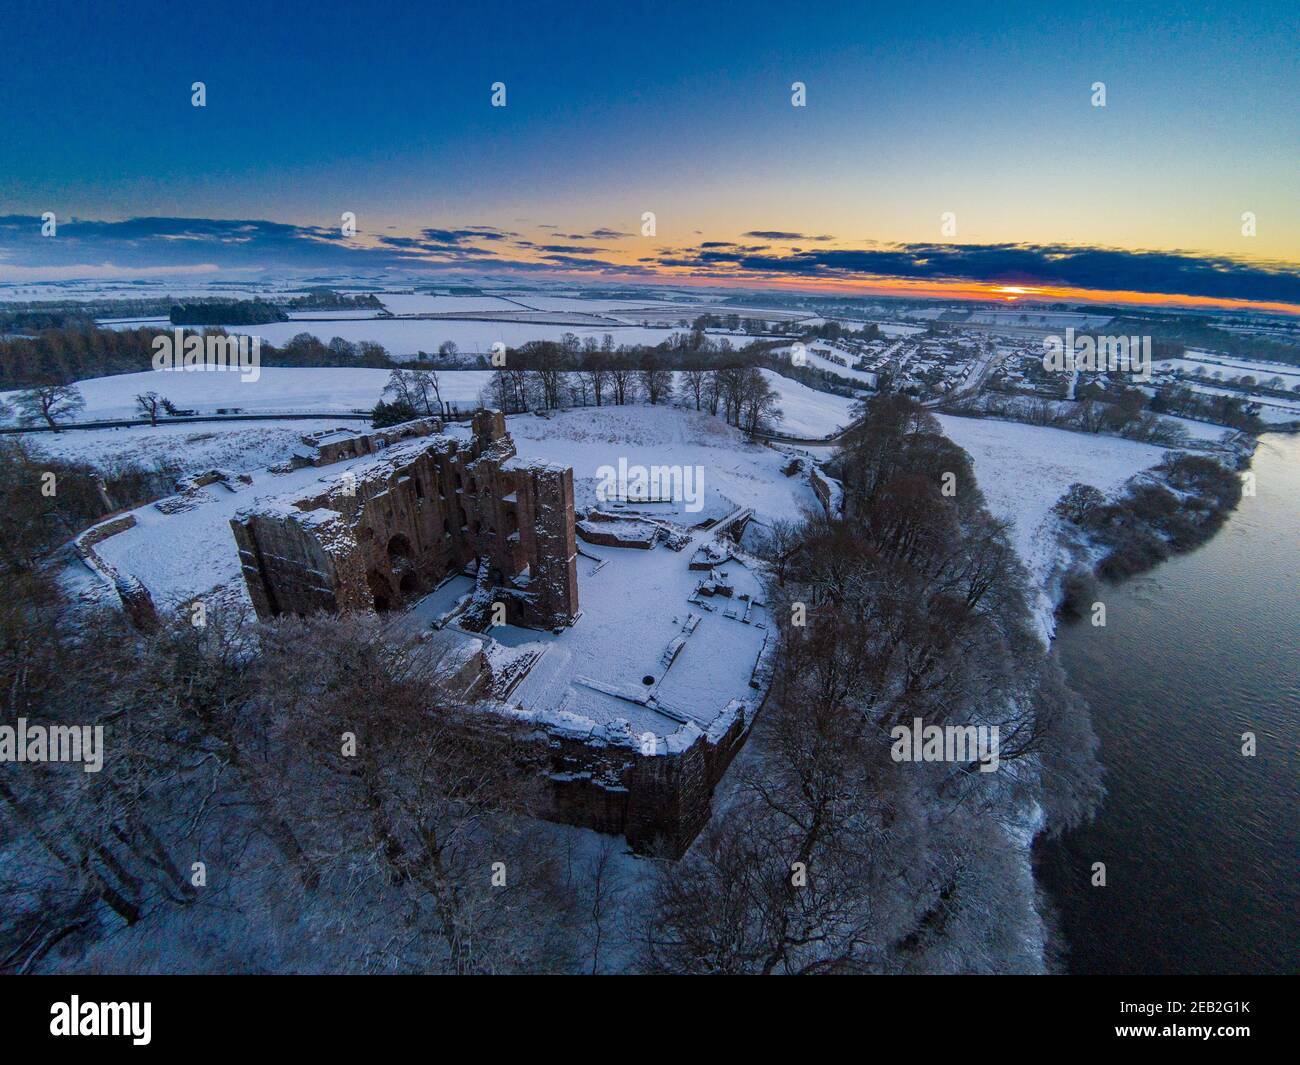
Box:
(344, 230, 1300, 316)
(580, 267, 1300, 316)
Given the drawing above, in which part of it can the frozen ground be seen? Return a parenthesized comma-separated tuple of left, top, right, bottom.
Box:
(99, 317, 704, 354)
(492, 537, 769, 737)
(933, 414, 1167, 633)
(5, 362, 860, 449)
(20, 420, 353, 477)
(1155, 356, 1300, 388)
(1, 367, 494, 422)
(757, 369, 858, 436)
(507, 405, 820, 525)
(768, 343, 878, 389)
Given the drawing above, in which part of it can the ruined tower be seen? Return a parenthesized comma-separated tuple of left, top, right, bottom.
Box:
(230, 412, 579, 629)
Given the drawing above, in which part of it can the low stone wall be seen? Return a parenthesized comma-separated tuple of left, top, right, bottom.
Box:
(576, 517, 658, 550)
(74, 515, 159, 629)
(298, 417, 443, 467)
(810, 465, 844, 517)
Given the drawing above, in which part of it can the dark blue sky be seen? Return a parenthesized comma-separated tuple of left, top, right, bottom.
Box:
(2, 0, 1296, 305)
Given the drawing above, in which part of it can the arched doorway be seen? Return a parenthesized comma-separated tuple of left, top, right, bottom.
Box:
(367, 569, 396, 613)
(387, 533, 412, 561)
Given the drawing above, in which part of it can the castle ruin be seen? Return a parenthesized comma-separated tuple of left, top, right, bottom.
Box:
(231, 411, 579, 630)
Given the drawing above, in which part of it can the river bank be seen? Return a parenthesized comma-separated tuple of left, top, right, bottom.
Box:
(1035, 431, 1299, 973)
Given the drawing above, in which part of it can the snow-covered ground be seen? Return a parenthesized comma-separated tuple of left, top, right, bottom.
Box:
(68, 404, 818, 613)
(758, 370, 858, 436)
(491, 536, 769, 737)
(5, 365, 859, 437)
(1183, 381, 1300, 411)
(1155, 356, 1300, 388)
(1, 367, 494, 422)
(933, 414, 1168, 635)
(509, 405, 820, 525)
(376, 294, 523, 315)
(99, 318, 688, 355)
(20, 420, 354, 477)
(768, 343, 878, 388)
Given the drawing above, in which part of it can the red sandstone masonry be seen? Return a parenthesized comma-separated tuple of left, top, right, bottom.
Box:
(231, 413, 578, 629)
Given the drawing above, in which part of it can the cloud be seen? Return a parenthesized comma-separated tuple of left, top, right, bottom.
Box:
(742, 230, 833, 242)
(535, 244, 601, 254)
(0, 216, 547, 276)
(0, 216, 1294, 304)
(660, 240, 1300, 304)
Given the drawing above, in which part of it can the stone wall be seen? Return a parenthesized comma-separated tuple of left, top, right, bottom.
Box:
(232, 413, 578, 630)
(525, 699, 759, 857)
(810, 465, 844, 517)
(74, 515, 159, 630)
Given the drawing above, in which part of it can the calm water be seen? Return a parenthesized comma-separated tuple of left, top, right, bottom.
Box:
(1037, 433, 1300, 975)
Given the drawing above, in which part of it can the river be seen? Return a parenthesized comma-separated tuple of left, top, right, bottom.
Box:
(1037, 432, 1300, 975)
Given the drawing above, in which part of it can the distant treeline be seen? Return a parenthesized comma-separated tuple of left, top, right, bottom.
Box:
(286, 290, 384, 310)
(0, 323, 864, 398)
(0, 309, 97, 332)
(169, 300, 288, 325)
(1108, 315, 1300, 368)
(0, 297, 176, 332)
(0, 327, 393, 390)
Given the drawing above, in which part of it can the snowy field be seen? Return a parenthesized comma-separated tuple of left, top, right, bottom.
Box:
(5, 365, 859, 437)
(101, 318, 689, 355)
(376, 294, 524, 315)
(1182, 382, 1300, 410)
(758, 370, 858, 436)
(19, 420, 354, 477)
(1155, 356, 1300, 388)
(934, 414, 1167, 629)
(1, 368, 494, 421)
(769, 343, 878, 389)
(508, 405, 820, 525)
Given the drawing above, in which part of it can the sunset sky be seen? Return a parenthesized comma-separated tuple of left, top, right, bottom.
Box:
(2, 0, 1297, 309)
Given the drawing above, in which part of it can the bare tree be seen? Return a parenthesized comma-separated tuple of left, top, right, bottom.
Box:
(638, 350, 674, 406)
(14, 384, 86, 431)
(134, 391, 164, 426)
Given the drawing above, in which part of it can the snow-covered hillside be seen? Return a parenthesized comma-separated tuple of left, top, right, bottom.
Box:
(4, 366, 858, 438)
(934, 414, 1168, 634)
(758, 370, 858, 436)
(22, 420, 355, 477)
(1, 367, 493, 422)
(509, 405, 819, 524)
